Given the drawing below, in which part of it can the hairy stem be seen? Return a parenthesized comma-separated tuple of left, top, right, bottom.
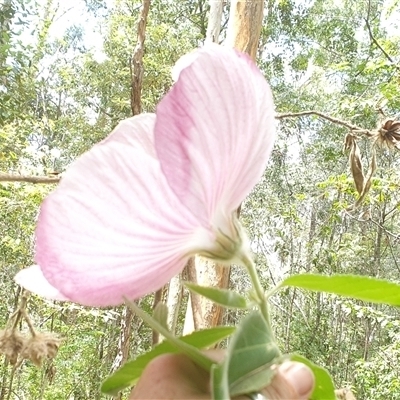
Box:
(241, 253, 271, 329)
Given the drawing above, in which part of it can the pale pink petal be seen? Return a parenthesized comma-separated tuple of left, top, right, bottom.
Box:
(14, 265, 69, 301)
(102, 113, 156, 157)
(28, 114, 212, 307)
(155, 44, 276, 228)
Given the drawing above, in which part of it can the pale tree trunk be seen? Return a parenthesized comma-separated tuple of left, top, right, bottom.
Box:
(185, 257, 232, 333)
(184, 0, 265, 334)
(226, 0, 264, 60)
(151, 288, 163, 345)
(166, 273, 183, 334)
(110, 308, 133, 384)
(205, 0, 224, 43)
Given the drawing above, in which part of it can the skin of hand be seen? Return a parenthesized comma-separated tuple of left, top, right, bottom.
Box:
(129, 351, 315, 400)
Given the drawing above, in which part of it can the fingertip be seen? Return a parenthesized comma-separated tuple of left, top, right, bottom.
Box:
(278, 362, 315, 399)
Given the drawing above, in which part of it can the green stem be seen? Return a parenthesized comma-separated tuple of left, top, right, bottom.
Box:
(265, 283, 283, 300)
(241, 253, 277, 347)
(125, 298, 215, 372)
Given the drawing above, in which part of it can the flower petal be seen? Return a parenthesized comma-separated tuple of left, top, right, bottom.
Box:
(26, 114, 209, 307)
(15, 265, 70, 301)
(103, 114, 157, 157)
(155, 44, 276, 225)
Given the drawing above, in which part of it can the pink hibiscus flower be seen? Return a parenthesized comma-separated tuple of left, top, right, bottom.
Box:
(15, 44, 276, 307)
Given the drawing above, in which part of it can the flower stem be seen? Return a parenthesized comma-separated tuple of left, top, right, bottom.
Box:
(125, 298, 215, 372)
(241, 253, 273, 335)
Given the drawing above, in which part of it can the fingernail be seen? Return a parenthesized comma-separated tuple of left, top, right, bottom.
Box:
(278, 362, 314, 398)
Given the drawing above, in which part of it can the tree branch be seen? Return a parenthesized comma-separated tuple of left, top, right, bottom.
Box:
(364, 0, 400, 71)
(0, 109, 378, 185)
(130, 0, 151, 116)
(0, 173, 60, 184)
(276, 110, 372, 135)
(364, 19, 399, 70)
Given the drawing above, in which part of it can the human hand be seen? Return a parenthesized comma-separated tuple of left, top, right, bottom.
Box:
(129, 351, 314, 399)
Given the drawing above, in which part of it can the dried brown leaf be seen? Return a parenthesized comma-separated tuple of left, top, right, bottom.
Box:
(388, 121, 400, 132)
(390, 131, 400, 141)
(344, 133, 352, 150)
(375, 119, 400, 149)
(355, 150, 377, 208)
(349, 138, 365, 195)
(382, 119, 394, 130)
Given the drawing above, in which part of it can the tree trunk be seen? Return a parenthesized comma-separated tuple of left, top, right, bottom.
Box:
(186, 257, 231, 331)
(152, 289, 163, 345)
(166, 274, 183, 334)
(130, 0, 150, 116)
(184, 0, 265, 333)
(226, 0, 264, 60)
(206, 0, 224, 43)
(111, 307, 133, 371)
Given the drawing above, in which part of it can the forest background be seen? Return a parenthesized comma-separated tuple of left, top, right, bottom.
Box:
(1, 0, 400, 399)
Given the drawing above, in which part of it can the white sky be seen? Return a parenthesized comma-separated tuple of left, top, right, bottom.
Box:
(17, 0, 112, 62)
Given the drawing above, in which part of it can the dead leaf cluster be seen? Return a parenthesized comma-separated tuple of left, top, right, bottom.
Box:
(373, 119, 400, 149)
(343, 116, 400, 208)
(0, 329, 61, 367)
(21, 332, 61, 367)
(1, 291, 62, 369)
(335, 387, 357, 399)
(0, 329, 25, 365)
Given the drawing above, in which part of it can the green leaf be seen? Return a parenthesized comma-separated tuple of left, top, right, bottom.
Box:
(290, 354, 336, 400)
(101, 326, 235, 396)
(280, 274, 400, 306)
(184, 282, 248, 309)
(213, 311, 283, 398)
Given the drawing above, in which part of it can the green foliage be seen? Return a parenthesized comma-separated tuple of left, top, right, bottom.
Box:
(184, 283, 248, 309)
(212, 311, 283, 398)
(353, 328, 400, 399)
(101, 326, 235, 395)
(280, 274, 400, 306)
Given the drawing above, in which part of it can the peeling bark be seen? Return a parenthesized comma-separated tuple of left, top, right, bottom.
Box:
(130, 0, 151, 116)
(226, 0, 264, 60)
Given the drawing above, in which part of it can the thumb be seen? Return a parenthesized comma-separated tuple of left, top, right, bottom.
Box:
(262, 362, 314, 400)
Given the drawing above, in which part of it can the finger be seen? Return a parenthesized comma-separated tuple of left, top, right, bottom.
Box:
(259, 362, 314, 400)
(129, 353, 210, 399)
